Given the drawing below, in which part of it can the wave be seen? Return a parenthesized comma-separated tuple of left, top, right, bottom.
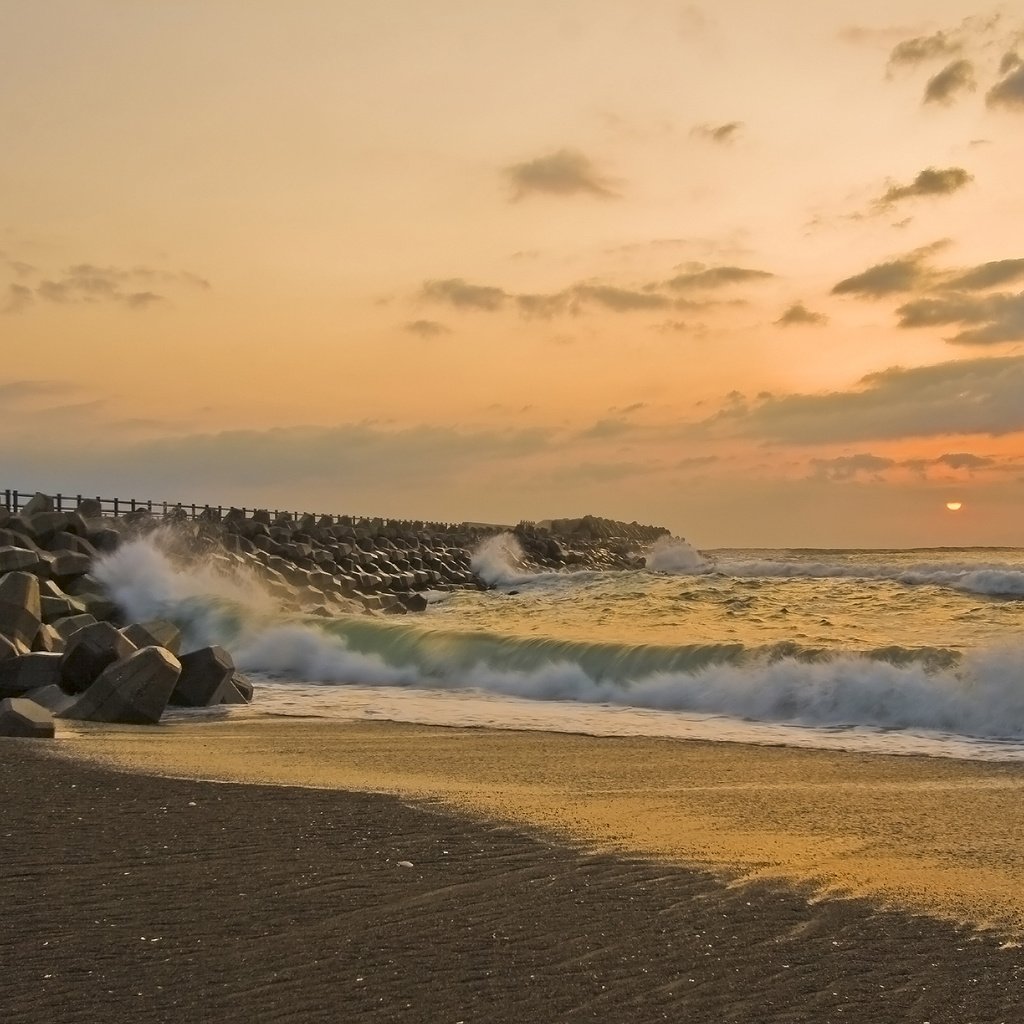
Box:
(91, 535, 1024, 742)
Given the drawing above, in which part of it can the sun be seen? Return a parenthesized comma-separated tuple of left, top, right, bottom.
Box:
(945, 501, 963, 512)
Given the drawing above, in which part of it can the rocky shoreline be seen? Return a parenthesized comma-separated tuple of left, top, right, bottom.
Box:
(0, 491, 668, 733)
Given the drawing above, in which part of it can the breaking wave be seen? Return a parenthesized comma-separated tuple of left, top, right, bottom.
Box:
(91, 536, 1024, 745)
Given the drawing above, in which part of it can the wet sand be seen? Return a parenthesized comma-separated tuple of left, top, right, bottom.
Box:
(4, 735, 1024, 1024)
(52, 717, 1024, 933)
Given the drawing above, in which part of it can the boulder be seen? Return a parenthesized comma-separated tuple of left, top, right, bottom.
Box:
(54, 614, 99, 642)
(31, 624, 64, 654)
(23, 684, 75, 716)
(41, 593, 88, 623)
(222, 672, 254, 704)
(62, 646, 181, 725)
(0, 653, 62, 698)
(0, 546, 41, 574)
(170, 645, 236, 707)
(76, 497, 103, 519)
(0, 634, 23, 661)
(121, 620, 182, 655)
(50, 551, 93, 581)
(60, 621, 137, 693)
(0, 697, 55, 738)
(0, 571, 42, 647)
(19, 492, 54, 518)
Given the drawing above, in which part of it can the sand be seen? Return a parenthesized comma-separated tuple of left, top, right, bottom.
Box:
(50, 717, 1024, 934)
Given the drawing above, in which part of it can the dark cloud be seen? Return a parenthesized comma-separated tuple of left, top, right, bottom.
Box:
(934, 452, 994, 470)
(987, 63, 1024, 109)
(888, 31, 961, 68)
(810, 454, 896, 480)
(923, 59, 976, 104)
(700, 354, 1024, 443)
(403, 319, 451, 337)
(944, 259, 1024, 291)
(876, 166, 972, 207)
(832, 252, 935, 298)
(124, 291, 163, 309)
(515, 292, 570, 318)
(691, 121, 743, 144)
(2, 283, 34, 314)
(775, 302, 828, 327)
(577, 418, 636, 440)
(571, 284, 670, 312)
(664, 265, 773, 291)
(1000, 50, 1022, 74)
(421, 278, 507, 311)
(896, 291, 1024, 344)
(504, 149, 619, 200)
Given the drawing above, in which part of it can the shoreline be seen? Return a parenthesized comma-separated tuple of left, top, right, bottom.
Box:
(50, 715, 1024, 937)
(6, 734, 1024, 1024)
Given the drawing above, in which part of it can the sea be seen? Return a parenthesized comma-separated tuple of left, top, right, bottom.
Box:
(93, 533, 1024, 763)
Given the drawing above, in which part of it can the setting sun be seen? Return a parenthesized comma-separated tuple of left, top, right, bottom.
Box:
(945, 501, 963, 512)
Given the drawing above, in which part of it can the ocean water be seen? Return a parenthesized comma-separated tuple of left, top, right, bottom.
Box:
(93, 533, 1024, 762)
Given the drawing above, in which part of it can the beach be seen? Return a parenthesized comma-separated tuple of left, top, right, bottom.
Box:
(4, 719, 1022, 1023)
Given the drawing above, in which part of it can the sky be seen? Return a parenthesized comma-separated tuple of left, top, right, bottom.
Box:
(2, 0, 1024, 547)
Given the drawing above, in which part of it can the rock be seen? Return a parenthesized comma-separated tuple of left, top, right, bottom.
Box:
(0, 634, 24, 661)
(19, 492, 54, 518)
(23, 684, 75, 716)
(76, 497, 103, 519)
(221, 673, 254, 704)
(0, 571, 42, 647)
(121, 620, 182, 655)
(0, 546, 41, 573)
(50, 551, 93, 581)
(53, 614, 99, 642)
(41, 593, 89, 623)
(60, 621, 137, 694)
(62, 646, 181, 725)
(0, 697, 55, 738)
(0, 653, 62, 698)
(170, 645, 236, 707)
(31, 624, 64, 654)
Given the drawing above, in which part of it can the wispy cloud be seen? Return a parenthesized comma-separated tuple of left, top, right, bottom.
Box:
(987, 62, 1024, 109)
(403, 319, 451, 337)
(691, 121, 743, 144)
(887, 31, 961, 69)
(503, 149, 619, 200)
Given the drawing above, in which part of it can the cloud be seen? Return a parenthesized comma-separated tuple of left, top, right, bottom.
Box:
(4, 261, 209, 311)
(987, 63, 1024, 109)
(503, 149, 619, 200)
(1000, 50, 1022, 74)
(810, 454, 896, 480)
(944, 259, 1024, 291)
(403, 319, 451, 337)
(0, 379, 74, 401)
(896, 290, 1024, 344)
(876, 166, 972, 207)
(664, 265, 774, 291)
(2, 283, 33, 314)
(570, 284, 669, 312)
(934, 452, 994, 470)
(839, 25, 919, 47)
(421, 278, 507, 311)
(577, 418, 636, 440)
(700, 354, 1024, 443)
(888, 31, 961, 68)
(775, 302, 828, 327)
(923, 59, 976, 104)
(831, 247, 939, 298)
(691, 121, 743, 144)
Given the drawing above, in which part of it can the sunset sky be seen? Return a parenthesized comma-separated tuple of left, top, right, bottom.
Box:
(3, 1, 1024, 546)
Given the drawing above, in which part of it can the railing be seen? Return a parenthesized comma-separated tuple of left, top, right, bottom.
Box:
(0, 488, 464, 533)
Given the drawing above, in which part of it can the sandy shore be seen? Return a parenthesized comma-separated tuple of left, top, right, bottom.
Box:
(5, 732, 1024, 1024)
(51, 717, 1024, 934)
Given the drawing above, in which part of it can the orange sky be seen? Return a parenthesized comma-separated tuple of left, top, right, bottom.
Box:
(2, 1, 1023, 546)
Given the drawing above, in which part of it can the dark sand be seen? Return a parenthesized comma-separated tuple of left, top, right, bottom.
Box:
(3, 739, 1023, 1024)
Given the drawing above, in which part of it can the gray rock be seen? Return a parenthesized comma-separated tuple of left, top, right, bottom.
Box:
(60, 621, 137, 694)
(50, 551, 93, 581)
(170, 645, 236, 707)
(0, 571, 42, 647)
(19, 492, 54, 518)
(23, 684, 75, 716)
(76, 497, 103, 519)
(32, 624, 64, 654)
(54, 614, 99, 642)
(62, 645, 181, 725)
(0, 697, 55, 738)
(0, 653, 62, 698)
(41, 593, 89, 623)
(221, 673, 254, 704)
(121, 620, 182, 655)
(0, 546, 41, 573)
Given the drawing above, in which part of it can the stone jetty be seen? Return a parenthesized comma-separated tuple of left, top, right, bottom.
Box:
(0, 490, 668, 735)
